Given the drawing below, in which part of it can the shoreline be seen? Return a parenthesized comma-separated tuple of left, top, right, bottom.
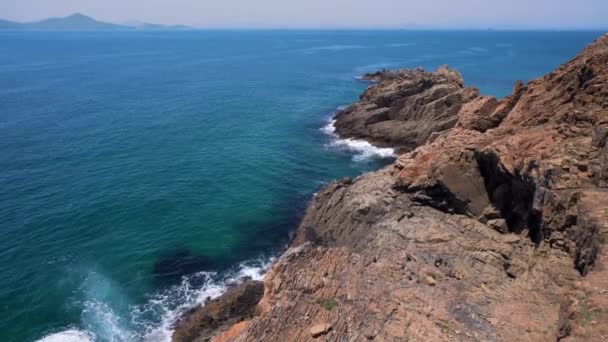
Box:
(6, 30, 603, 342)
(172, 33, 608, 341)
(321, 116, 397, 162)
(36, 103, 396, 342)
(168, 106, 402, 341)
(170, 66, 477, 340)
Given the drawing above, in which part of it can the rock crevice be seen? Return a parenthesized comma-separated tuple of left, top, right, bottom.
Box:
(174, 34, 608, 342)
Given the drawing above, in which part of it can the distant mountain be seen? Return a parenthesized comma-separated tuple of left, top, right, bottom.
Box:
(0, 13, 192, 30)
(0, 19, 20, 29)
(25, 13, 129, 30)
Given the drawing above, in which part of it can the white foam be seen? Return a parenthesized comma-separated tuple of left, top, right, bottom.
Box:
(320, 118, 338, 135)
(82, 300, 134, 341)
(330, 138, 396, 162)
(135, 271, 224, 342)
(37, 330, 94, 342)
(137, 257, 274, 342)
(37, 257, 275, 342)
(231, 260, 271, 281)
(321, 117, 396, 162)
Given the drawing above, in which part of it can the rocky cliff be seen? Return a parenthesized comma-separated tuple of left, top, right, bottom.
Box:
(334, 66, 478, 153)
(174, 34, 608, 342)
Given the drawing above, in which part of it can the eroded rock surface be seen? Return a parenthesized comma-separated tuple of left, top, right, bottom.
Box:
(334, 66, 479, 152)
(174, 34, 608, 341)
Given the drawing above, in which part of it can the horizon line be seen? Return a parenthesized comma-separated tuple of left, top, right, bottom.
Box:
(1, 13, 607, 32)
(1, 27, 607, 32)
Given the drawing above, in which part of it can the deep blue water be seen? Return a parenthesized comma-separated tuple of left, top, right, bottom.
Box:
(0, 30, 602, 341)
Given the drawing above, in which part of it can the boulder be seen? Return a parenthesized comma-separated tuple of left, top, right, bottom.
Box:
(172, 280, 264, 342)
(309, 323, 332, 338)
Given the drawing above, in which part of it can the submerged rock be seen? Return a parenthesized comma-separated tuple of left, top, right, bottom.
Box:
(153, 249, 214, 285)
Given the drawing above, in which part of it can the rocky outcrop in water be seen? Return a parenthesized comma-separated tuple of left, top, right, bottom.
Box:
(334, 66, 479, 152)
(174, 34, 608, 341)
(172, 280, 264, 342)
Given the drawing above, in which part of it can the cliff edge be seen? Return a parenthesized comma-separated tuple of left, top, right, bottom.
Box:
(174, 34, 608, 342)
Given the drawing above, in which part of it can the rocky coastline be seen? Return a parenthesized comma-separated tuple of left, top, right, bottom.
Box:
(173, 34, 608, 341)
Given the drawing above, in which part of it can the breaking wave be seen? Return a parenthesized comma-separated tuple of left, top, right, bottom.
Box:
(37, 330, 95, 342)
(36, 258, 274, 342)
(321, 114, 395, 162)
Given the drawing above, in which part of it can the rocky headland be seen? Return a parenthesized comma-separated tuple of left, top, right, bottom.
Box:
(335, 66, 478, 153)
(173, 34, 608, 341)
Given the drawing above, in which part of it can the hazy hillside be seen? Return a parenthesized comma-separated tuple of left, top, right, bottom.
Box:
(0, 13, 191, 30)
(25, 13, 128, 30)
(0, 19, 20, 29)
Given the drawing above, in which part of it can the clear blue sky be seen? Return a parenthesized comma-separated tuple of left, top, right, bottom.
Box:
(1, 0, 606, 29)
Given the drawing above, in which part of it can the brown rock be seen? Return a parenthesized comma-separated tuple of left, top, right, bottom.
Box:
(309, 323, 332, 338)
(182, 34, 608, 342)
(457, 96, 500, 132)
(210, 321, 251, 342)
(172, 280, 264, 342)
(333, 66, 479, 152)
(487, 219, 508, 234)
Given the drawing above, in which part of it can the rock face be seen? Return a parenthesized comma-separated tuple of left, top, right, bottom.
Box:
(174, 34, 608, 341)
(172, 280, 264, 342)
(334, 66, 479, 152)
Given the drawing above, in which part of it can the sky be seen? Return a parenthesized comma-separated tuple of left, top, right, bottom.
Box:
(0, 0, 607, 29)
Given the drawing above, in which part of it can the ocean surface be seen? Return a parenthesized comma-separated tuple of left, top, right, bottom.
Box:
(0, 30, 602, 341)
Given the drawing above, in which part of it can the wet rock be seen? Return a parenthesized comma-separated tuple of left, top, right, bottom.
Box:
(172, 280, 264, 342)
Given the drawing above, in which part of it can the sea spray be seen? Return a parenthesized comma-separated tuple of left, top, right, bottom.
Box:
(81, 272, 134, 341)
(37, 330, 95, 342)
(37, 257, 274, 342)
(321, 116, 396, 162)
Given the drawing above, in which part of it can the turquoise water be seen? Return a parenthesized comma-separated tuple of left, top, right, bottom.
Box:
(0, 30, 602, 341)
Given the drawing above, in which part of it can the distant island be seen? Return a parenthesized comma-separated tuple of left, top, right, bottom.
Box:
(0, 13, 191, 30)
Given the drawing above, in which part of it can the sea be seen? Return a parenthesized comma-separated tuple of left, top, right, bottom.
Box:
(0, 30, 602, 341)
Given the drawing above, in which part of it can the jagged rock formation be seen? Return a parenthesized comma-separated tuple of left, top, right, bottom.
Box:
(172, 280, 264, 342)
(174, 34, 608, 341)
(334, 66, 479, 152)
